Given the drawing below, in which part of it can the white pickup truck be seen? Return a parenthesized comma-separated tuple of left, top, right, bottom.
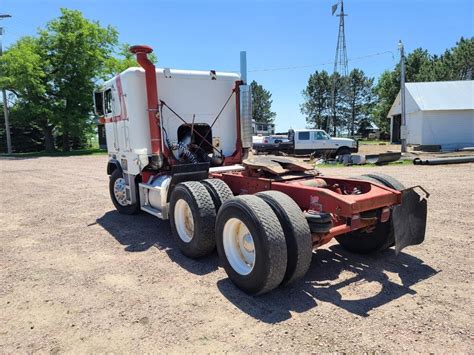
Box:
(257, 129, 357, 156)
(290, 129, 358, 156)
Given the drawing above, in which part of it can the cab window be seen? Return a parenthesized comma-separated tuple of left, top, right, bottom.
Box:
(298, 131, 310, 140)
(315, 131, 327, 140)
(104, 89, 113, 114)
(94, 92, 104, 116)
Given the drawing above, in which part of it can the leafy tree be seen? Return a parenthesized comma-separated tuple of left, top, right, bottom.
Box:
(372, 70, 398, 135)
(250, 80, 276, 123)
(405, 48, 435, 82)
(38, 9, 118, 151)
(329, 72, 347, 136)
(0, 8, 120, 152)
(344, 69, 375, 136)
(434, 37, 473, 80)
(0, 101, 45, 153)
(300, 70, 331, 130)
(104, 43, 157, 78)
(0, 36, 57, 151)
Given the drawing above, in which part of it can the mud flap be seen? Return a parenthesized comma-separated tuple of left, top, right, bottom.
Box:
(392, 187, 429, 254)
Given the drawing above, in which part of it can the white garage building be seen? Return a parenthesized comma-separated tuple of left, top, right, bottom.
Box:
(388, 80, 474, 149)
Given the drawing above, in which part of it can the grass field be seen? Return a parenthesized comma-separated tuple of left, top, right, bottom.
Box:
(0, 148, 107, 158)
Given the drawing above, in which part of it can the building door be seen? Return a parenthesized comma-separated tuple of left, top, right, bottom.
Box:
(392, 114, 401, 143)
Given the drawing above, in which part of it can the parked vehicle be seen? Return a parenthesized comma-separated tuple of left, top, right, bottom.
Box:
(252, 134, 289, 152)
(94, 45, 429, 295)
(254, 129, 358, 156)
(290, 129, 358, 156)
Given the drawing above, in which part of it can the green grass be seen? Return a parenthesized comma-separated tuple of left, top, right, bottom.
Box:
(358, 139, 391, 145)
(315, 159, 413, 168)
(0, 148, 107, 158)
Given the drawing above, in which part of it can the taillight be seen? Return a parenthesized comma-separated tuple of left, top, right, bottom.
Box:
(263, 139, 268, 144)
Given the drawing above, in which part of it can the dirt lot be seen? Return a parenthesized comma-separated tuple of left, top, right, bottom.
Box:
(1, 155, 473, 352)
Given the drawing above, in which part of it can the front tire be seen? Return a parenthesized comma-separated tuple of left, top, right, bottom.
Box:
(169, 182, 217, 258)
(335, 147, 351, 157)
(216, 195, 287, 295)
(109, 169, 140, 215)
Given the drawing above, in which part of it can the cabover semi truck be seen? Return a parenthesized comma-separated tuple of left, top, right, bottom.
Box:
(94, 45, 429, 295)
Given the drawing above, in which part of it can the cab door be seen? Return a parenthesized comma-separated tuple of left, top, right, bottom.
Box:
(313, 131, 327, 152)
(295, 131, 312, 153)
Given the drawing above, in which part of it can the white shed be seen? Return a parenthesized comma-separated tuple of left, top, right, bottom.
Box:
(388, 80, 474, 149)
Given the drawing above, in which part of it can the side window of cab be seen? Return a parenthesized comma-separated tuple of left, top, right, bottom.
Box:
(315, 131, 326, 140)
(298, 131, 310, 140)
(104, 89, 113, 115)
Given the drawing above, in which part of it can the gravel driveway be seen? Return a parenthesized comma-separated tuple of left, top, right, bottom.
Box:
(1, 155, 472, 352)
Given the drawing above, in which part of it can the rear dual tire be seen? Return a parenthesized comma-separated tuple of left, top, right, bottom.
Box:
(255, 191, 312, 286)
(169, 181, 313, 295)
(169, 179, 234, 258)
(216, 195, 288, 295)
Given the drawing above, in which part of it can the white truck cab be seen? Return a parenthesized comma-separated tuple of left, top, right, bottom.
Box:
(290, 129, 358, 156)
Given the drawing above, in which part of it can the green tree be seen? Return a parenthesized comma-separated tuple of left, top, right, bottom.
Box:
(372, 70, 398, 135)
(434, 37, 473, 80)
(250, 80, 276, 123)
(104, 43, 157, 78)
(329, 72, 347, 136)
(0, 101, 45, 153)
(344, 69, 375, 136)
(300, 70, 331, 130)
(0, 36, 56, 151)
(0, 8, 120, 152)
(38, 9, 118, 151)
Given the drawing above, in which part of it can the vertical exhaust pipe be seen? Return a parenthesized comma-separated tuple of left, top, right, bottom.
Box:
(130, 45, 164, 168)
(240, 51, 247, 84)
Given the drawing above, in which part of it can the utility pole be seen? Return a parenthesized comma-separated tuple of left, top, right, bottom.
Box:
(1, 14, 12, 154)
(399, 40, 407, 153)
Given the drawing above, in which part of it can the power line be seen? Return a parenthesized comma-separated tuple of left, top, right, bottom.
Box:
(248, 50, 395, 73)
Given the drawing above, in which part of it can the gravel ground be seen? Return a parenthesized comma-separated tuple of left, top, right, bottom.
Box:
(1, 155, 473, 353)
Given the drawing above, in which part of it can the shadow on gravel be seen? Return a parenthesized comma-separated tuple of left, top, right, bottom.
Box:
(218, 244, 438, 322)
(96, 210, 219, 276)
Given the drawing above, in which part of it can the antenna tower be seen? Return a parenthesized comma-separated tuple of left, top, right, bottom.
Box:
(330, 0, 348, 135)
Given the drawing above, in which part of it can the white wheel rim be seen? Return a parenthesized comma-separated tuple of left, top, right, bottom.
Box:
(113, 178, 128, 206)
(223, 218, 255, 275)
(174, 199, 194, 243)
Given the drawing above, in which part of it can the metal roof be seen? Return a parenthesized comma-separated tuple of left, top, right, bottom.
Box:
(388, 80, 474, 116)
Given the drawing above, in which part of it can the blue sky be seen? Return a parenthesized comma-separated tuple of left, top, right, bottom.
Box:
(1, 0, 473, 130)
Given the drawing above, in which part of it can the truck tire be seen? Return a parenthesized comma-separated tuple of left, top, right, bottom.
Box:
(216, 195, 287, 295)
(201, 179, 234, 212)
(255, 191, 312, 286)
(335, 146, 351, 157)
(169, 181, 217, 258)
(335, 174, 404, 254)
(362, 173, 405, 191)
(109, 169, 141, 215)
